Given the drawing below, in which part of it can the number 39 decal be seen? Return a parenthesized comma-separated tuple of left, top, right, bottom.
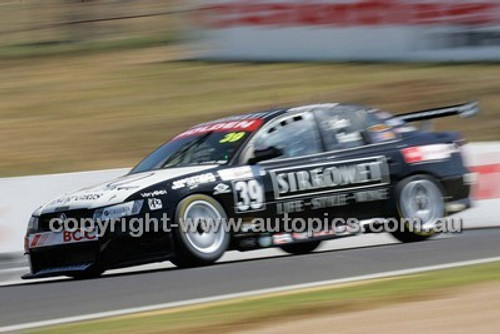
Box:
(220, 132, 246, 143)
(234, 179, 265, 212)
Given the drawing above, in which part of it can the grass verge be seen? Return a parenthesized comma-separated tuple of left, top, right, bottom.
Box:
(2, 46, 500, 176)
(29, 261, 500, 334)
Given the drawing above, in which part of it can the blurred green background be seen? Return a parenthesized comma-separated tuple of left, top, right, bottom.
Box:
(1, 0, 499, 177)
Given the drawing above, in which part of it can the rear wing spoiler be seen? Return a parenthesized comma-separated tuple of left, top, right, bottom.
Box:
(395, 102, 479, 123)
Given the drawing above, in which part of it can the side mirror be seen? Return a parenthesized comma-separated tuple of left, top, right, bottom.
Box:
(248, 146, 283, 165)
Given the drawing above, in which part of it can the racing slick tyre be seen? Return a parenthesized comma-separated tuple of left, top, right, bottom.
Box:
(171, 194, 230, 268)
(279, 241, 322, 255)
(390, 174, 445, 243)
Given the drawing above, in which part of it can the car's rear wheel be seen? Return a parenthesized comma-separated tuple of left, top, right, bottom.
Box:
(280, 241, 321, 255)
(390, 175, 445, 243)
(171, 195, 230, 268)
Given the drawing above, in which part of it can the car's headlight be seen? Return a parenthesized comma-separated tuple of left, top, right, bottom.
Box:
(93, 200, 144, 221)
(27, 216, 39, 233)
(26, 207, 42, 233)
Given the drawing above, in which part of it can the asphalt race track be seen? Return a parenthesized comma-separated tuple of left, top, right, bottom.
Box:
(1, 228, 500, 330)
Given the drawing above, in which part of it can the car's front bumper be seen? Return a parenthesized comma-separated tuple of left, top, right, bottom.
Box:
(23, 220, 175, 279)
(24, 241, 100, 279)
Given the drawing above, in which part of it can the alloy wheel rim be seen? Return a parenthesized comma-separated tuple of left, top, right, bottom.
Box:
(400, 179, 444, 227)
(182, 200, 225, 254)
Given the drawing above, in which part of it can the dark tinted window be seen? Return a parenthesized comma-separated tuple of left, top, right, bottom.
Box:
(131, 126, 262, 174)
(252, 112, 322, 159)
(315, 105, 367, 150)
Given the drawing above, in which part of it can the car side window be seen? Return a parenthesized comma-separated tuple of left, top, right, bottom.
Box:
(252, 112, 322, 159)
(365, 111, 399, 144)
(315, 107, 367, 151)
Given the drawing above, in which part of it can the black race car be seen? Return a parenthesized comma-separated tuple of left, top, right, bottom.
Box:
(24, 102, 478, 279)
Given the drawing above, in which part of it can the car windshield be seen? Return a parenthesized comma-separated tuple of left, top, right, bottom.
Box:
(130, 120, 262, 174)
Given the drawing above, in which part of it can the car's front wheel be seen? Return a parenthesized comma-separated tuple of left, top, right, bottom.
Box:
(390, 175, 445, 243)
(171, 194, 230, 268)
(280, 241, 321, 255)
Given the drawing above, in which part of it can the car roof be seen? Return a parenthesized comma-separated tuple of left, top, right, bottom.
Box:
(285, 103, 376, 114)
(187, 108, 285, 129)
(189, 103, 377, 130)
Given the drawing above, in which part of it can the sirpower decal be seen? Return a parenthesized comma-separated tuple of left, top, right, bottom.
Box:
(270, 156, 390, 200)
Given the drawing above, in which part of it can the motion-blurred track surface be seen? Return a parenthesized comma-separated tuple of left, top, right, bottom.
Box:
(1, 229, 500, 329)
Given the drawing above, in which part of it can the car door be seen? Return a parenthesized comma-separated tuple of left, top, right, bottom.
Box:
(312, 105, 399, 220)
(241, 110, 325, 223)
(238, 106, 397, 234)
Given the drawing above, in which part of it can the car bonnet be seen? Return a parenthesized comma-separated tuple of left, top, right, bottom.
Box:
(40, 165, 218, 213)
